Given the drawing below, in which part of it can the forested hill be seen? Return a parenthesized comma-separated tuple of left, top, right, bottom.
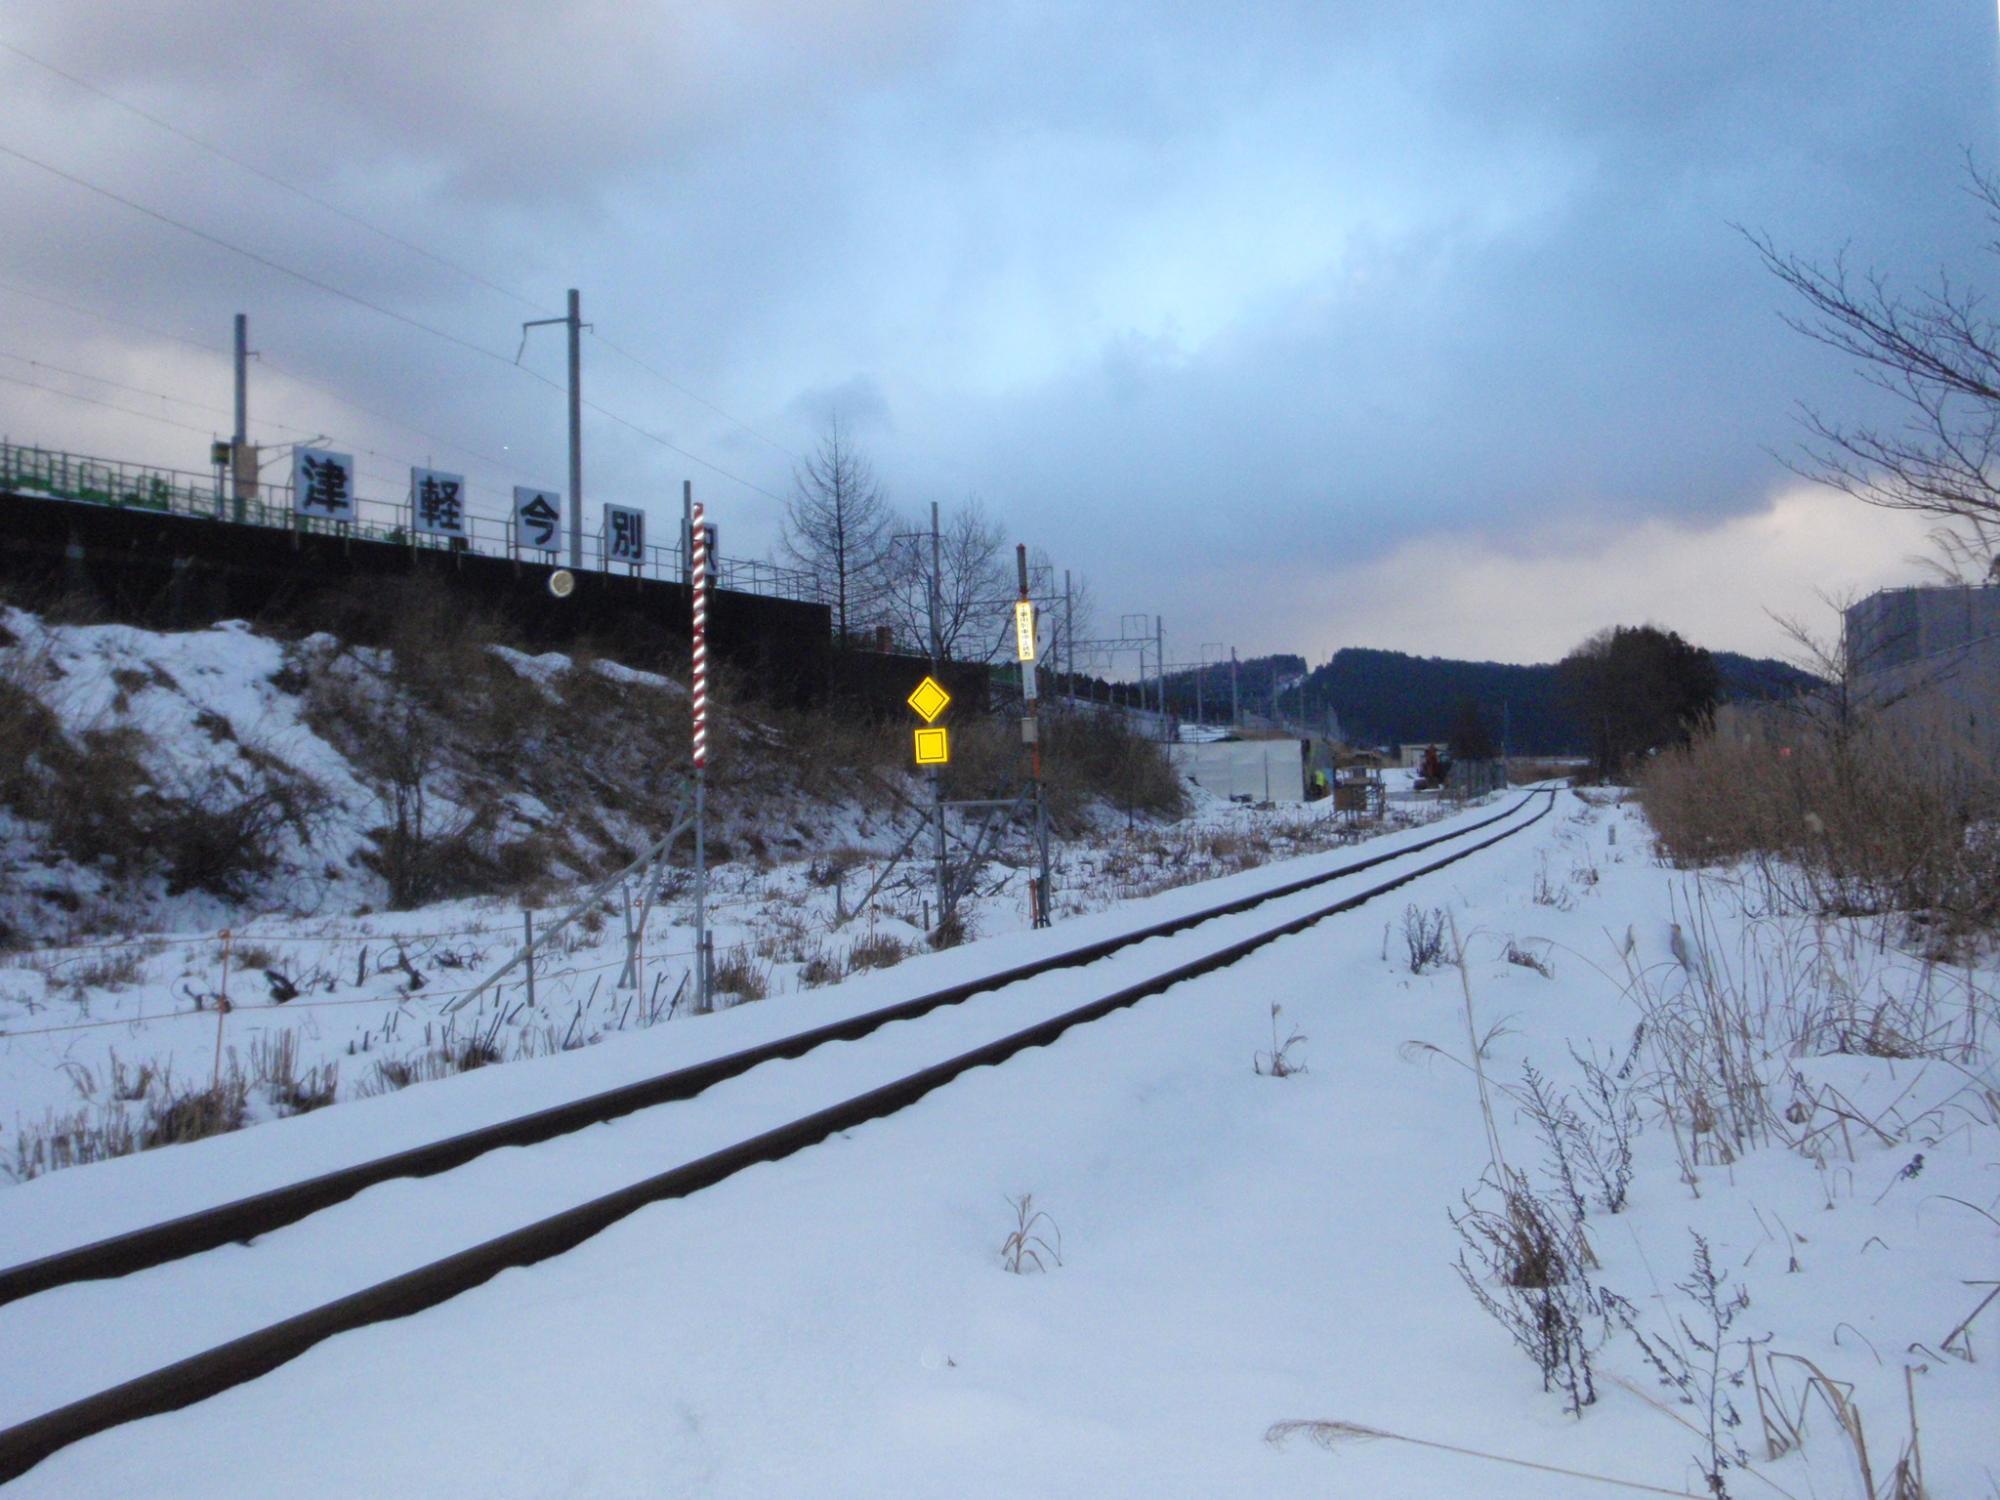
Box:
(1295, 646, 1816, 754)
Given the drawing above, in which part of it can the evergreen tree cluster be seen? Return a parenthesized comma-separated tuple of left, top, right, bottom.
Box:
(1156, 638, 1813, 757)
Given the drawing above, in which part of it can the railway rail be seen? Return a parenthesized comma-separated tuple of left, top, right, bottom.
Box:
(0, 788, 1556, 1484)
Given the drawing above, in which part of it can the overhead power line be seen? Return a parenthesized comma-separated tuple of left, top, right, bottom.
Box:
(0, 138, 562, 386)
(0, 280, 546, 485)
(579, 397, 789, 505)
(0, 368, 220, 438)
(6, 44, 802, 493)
(0, 278, 228, 354)
(0, 142, 792, 505)
(0, 349, 232, 418)
(0, 351, 530, 493)
(0, 40, 555, 318)
(589, 332, 798, 462)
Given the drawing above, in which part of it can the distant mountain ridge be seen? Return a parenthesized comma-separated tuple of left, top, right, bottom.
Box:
(1160, 646, 1816, 754)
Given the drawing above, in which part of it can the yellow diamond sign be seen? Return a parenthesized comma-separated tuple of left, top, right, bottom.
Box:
(906, 674, 951, 724)
(913, 726, 950, 765)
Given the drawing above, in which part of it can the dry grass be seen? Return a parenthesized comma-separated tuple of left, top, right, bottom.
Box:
(999, 1193, 1063, 1273)
(710, 943, 770, 1002)
(846, 931, 907, 972)
(0, 1032, 341, 1182)
(1253, 1002, 1307, 1077)
(1640, 708, 2000, 946)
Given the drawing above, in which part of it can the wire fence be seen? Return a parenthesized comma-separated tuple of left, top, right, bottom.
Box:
(0, 439, 822, 603)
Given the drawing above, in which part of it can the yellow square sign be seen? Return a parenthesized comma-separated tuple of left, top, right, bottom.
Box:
(913, 726, 950, 765)
(907, 675, 951, 724)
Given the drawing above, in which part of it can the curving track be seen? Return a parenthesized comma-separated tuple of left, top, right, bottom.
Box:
(0, 788, 1555, 1484)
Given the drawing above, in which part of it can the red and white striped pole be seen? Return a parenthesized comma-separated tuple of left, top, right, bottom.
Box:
(691, 502, 708, 769)
(690, 500, 710, 1010)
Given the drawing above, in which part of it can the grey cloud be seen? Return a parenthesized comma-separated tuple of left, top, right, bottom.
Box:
(1, 1, 1991, 666)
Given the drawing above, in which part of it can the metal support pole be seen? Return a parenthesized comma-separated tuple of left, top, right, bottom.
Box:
(1155, 615, 1165, 738)
(1018, 544, 1051, 927)
(566, 289, 583, 571)
(929, 502, 947, 933)
(682, 479, 693, 585)
(231, 314, 248, 522)
(619, 883, 637, 990)
(522, 910, 536, 1008)
(1063, 569, 1074, 695)
(1231, 647, 1239, 729)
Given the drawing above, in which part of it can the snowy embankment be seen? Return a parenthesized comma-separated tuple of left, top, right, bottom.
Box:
(1, 606, 1408, 1186)
(4, 791, 1995, 1497)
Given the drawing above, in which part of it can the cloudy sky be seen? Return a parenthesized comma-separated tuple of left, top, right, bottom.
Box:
(0, 3, 1991, 670)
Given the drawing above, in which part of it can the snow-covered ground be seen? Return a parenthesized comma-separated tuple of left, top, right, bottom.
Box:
(3, 790, 1995, 1497)
(2, 609, 1426, 1187)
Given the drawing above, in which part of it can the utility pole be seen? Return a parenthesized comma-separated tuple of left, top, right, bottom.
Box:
(1155, 615, 1166, 739)
(1019, 544, 1050, 928)
(1230, 647, 1240, 729)
(930, 501, 947, 933)
(231, 313, 249, 521)
(1063, 569, 1075, 697)
(566, 289, 582, 571)
(519, 289, 587, 570)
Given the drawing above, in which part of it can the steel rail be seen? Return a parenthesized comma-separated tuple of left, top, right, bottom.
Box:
(0, 789, 1554, 1485)
(0, 792, 1547, 1311)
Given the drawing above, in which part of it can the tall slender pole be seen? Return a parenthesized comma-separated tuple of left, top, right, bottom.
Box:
(1063, 569, 1074, 695)
(1018, 544, 1050, 928)
(691, 498, 709, 1012)
(929, 501, 946, 934)
(682, 479, 693, 584)
(1155, 615, 1165, 739)
(566, 289, 583, 572)
(1230, 646, 1240, 728)
(231, 313, 248, 521)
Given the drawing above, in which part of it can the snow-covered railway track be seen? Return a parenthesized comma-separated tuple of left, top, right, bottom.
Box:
(0, 790, 1554, 1484)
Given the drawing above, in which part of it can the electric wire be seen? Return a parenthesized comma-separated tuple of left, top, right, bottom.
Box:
(0, 279, 547, 485)
(0, 351, 227, 418)
(2, 44, 796, 474)
(0, 139, 564, 386)
(0, 279, 228, 355)
(0, 352, 531, 494)
(0, 369, 221, 438)
(588, 331, 798, 462)
(0, 40, 556, 318)
(1, 141, 789, 504)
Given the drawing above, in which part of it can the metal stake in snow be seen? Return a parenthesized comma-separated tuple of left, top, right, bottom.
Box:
(691, 499, 710, 1013)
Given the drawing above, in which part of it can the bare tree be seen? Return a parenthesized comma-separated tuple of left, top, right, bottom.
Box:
(1748, 156, 2000, 571)
(780, 419, 895, 646)
(883, 498, 1009, 662)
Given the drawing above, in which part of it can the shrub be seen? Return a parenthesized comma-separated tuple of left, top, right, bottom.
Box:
(1449, 1166, 1609, 1417)
(1039, 706, 1188, 824)
(1402, 904, 1449, 973)
(1640, 707, 2000, 940)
